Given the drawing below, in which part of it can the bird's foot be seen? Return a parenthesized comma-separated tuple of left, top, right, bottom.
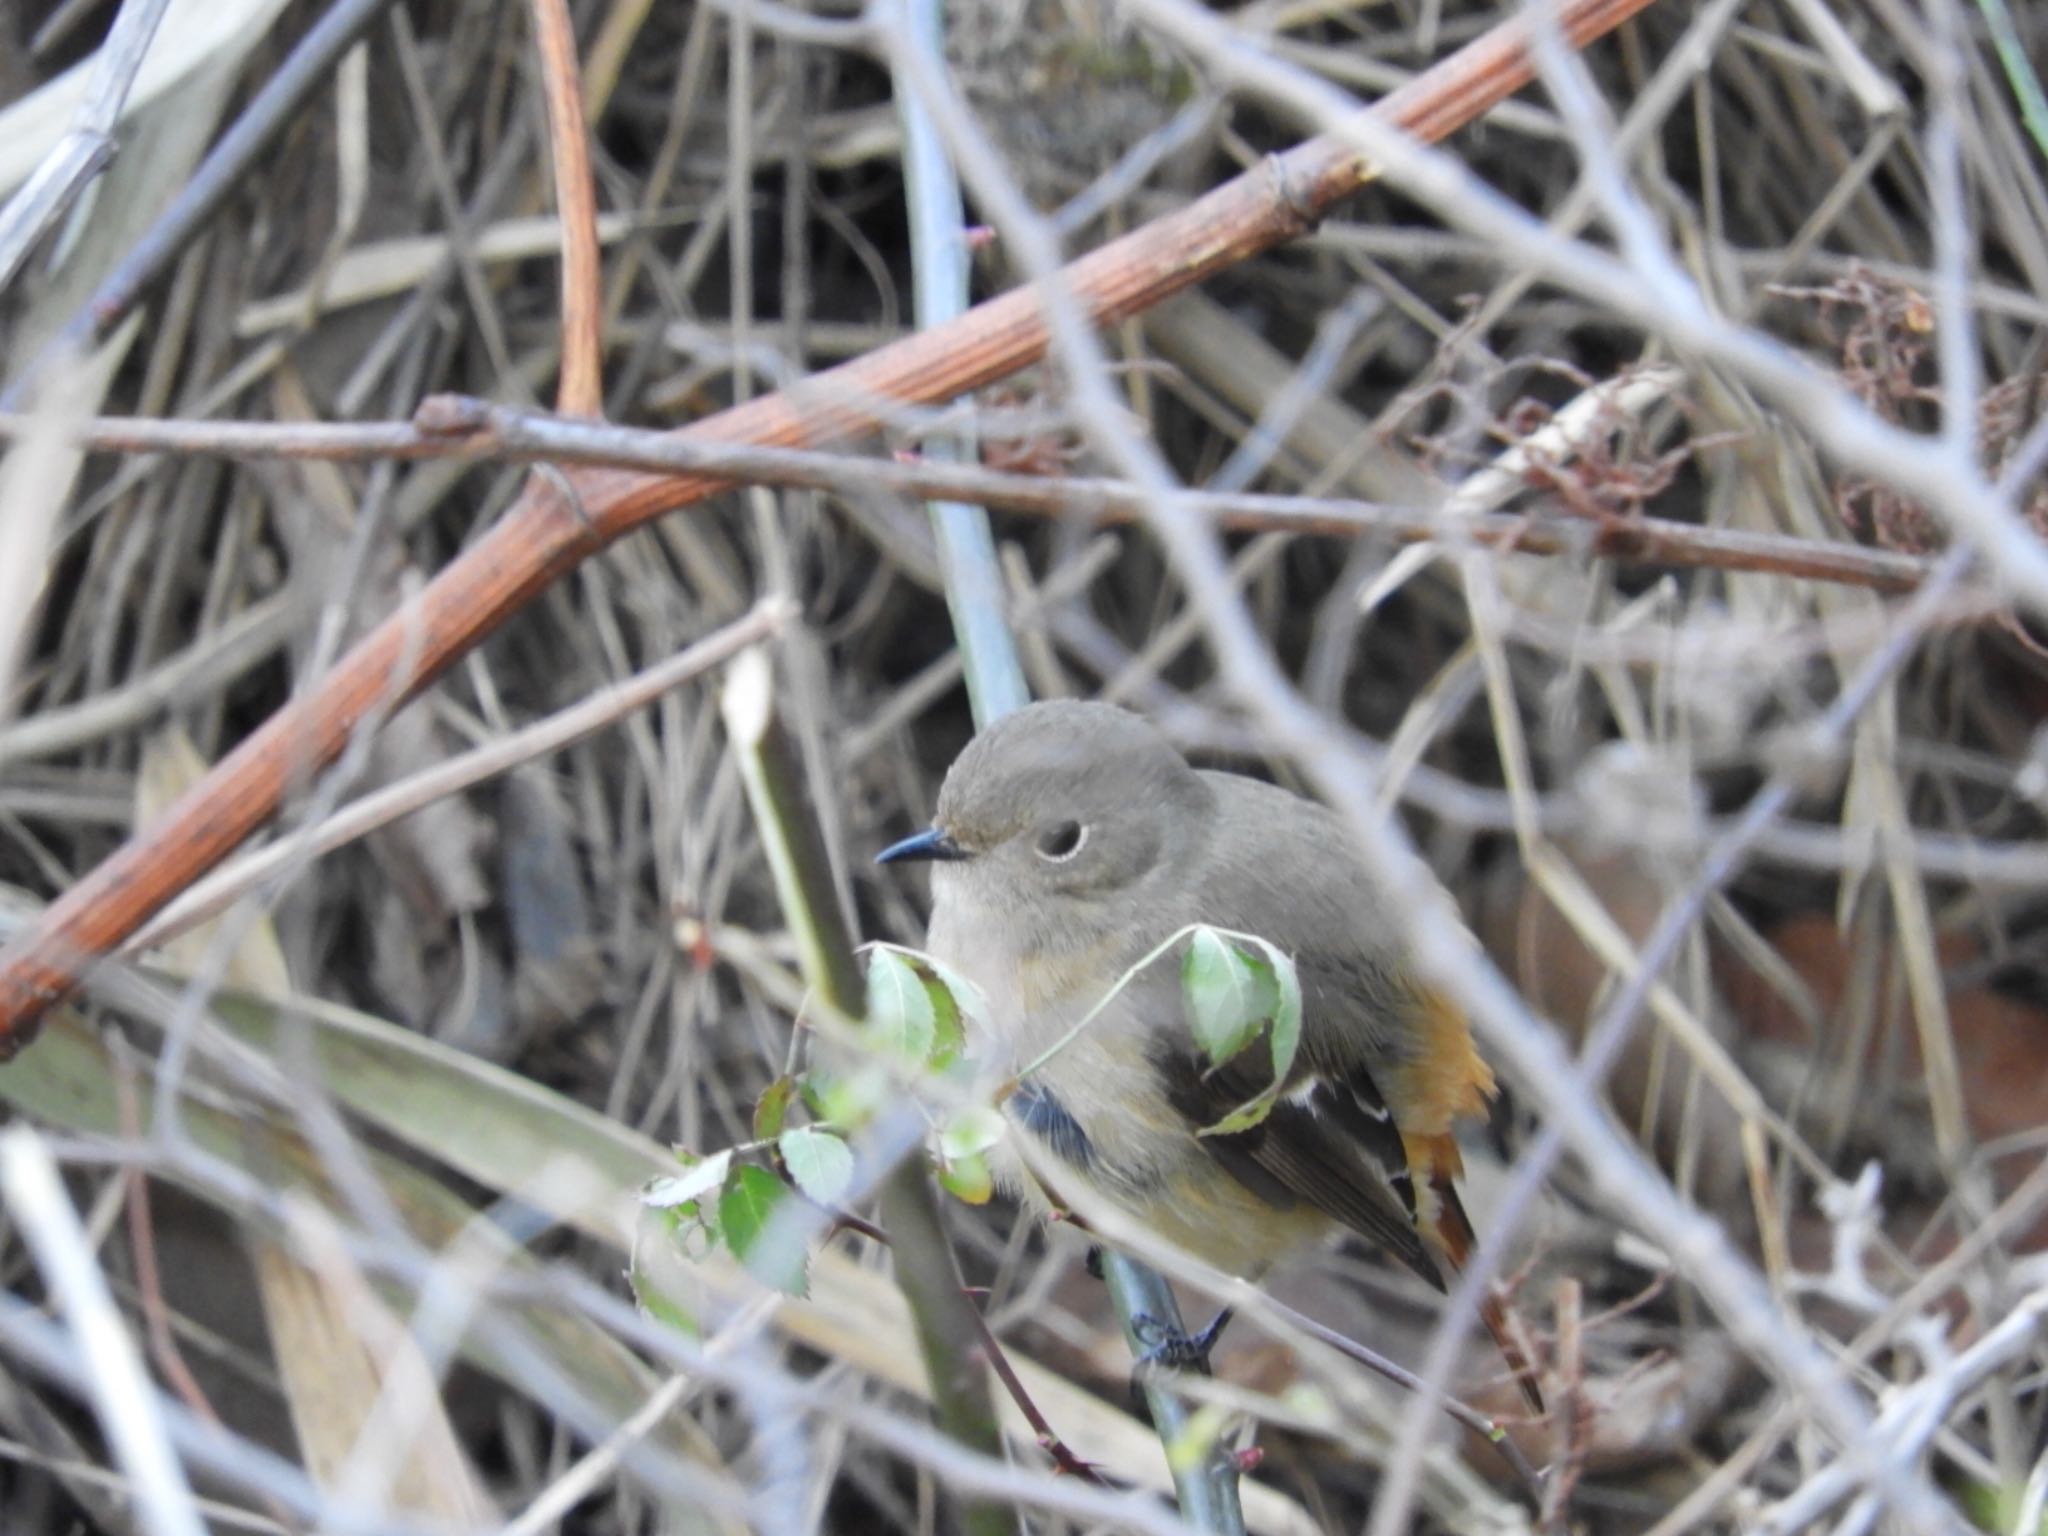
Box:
(1131, 1306, 1234, 1375)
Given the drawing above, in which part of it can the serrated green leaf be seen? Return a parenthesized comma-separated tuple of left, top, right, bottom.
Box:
(631, 1266, 702, 1338)
(674, 1205, 722, 1258)
(1199, 1089, 1279, 1137)
(865, 947, 936, 1063)
(817, 1064, 888, 1129)
(925, 974, 966, 1070)
(778, 1126, 854, 1206)
(631, 1199, 710, 1341)
(1193, 936, 1303, 1136)
(937, 1150, 994, 1205)
(641, 1148, 732, 1211)
(719, 1165, 808, 1296)
(1237, 951, 1283, 1033)
(1271, 962, 1302, 1079)
(753, 1076, 797, 1143)
(938, 1105, 1006, 1161)
(799, 1077, 829, 1119)
(1245, 937, 1303, 1086)
(897, 947, 986, 1070)
(919, 955, 991, 1035)
(1182, 927, 1263, 1065)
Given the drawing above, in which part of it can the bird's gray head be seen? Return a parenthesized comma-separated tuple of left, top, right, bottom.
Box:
(878, 701, 1213, 908)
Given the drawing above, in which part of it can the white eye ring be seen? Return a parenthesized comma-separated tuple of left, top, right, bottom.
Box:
(1034, 821, 1088, 862)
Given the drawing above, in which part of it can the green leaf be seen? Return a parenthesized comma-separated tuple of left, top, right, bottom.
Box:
(753, 1076, 797, 1143)
(630, 1200, 704, 1338)
(719, 1164, 808, 1296)
(800, 1077, 830, 1119)
(1182, 926, 1265, 1065)
(920, 955, 991, 1035)
(1200, 1092, 1279, 1137)
(1193, 936, 1304, 1137)
(865, 947, 936, 1063)
(817, 1063, 889, 1129)
(938, 1105, 1006, 1161)
(1246, 937, 1303, 1086)
(937, 1150, 994, 1205)
(675, 1203, 724, 1258)
(925, 972, 966, 1071)
(641, 1148, 732, 1212)
(631, 1265, 702, 1339)
(1236, 951, 1283, 1038)
(867, 945, 977, 1069)
(778, 1126, 854, 1206)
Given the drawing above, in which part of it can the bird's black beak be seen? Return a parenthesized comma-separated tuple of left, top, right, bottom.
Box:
(875, 827, 969, 865)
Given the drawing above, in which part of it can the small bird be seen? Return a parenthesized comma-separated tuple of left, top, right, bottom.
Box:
(878, 699, 1542, 1411)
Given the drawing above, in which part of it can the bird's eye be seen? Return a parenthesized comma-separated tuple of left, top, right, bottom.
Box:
(1033, 820, 1088, 862)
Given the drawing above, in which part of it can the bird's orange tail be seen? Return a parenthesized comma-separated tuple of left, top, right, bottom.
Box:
(1418, 1160, 1545, 1416)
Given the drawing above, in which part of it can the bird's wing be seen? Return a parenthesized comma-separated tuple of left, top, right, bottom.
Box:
(1151, 1036, 1442, 1286)
(1161, 772, 1503, 1289)
(1167, 774, 1545, 1410)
